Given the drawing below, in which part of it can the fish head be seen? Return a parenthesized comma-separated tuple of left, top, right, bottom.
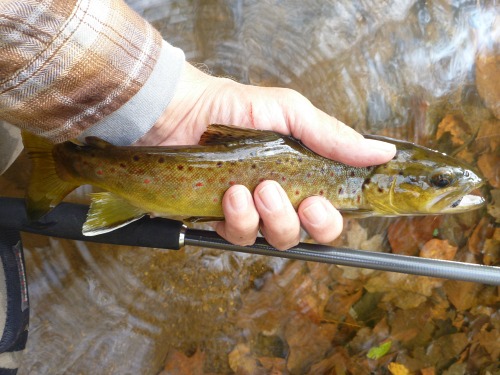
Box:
(362, 137, 485, 216)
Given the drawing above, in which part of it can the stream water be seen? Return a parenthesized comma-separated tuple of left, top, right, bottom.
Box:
(0, 0, 498, 374)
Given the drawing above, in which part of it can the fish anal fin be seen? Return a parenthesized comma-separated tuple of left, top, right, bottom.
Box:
(199, 125, 282, 146)
(339, 209, 374, 219)
(83, 192, 146, 236)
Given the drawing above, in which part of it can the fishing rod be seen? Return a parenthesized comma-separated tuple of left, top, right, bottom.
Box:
(1, 197, 499, 285)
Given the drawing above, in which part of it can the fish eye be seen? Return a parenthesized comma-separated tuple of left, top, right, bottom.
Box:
(430, 169, 454, 188)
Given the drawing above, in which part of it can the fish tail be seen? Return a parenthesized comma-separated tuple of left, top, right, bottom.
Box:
(22, 132, 79, 221)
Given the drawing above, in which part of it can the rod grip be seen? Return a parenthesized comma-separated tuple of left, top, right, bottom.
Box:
(0, 198, 184, 250)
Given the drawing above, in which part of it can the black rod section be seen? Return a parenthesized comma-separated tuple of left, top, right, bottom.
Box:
(1, 197, 499, 285)
(186, 229, 500, 285)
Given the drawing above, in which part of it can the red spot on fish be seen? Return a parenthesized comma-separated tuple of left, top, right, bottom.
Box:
(307, 173, 312, 178)
(219, 177, 226, 183)
(330, 172, 335, 177)
(96, 169, 103, 175)
(137, 169, 145, 174)
(213, 198, 219, 203)
(357, 195, 361, 203)
(229, 181, 236, 186)
(320, 190, 324, 195)
(110, 167, 116, 173)
(188, 166, 194, 172)
(144, 178, 150, 184)
(295, 190, 300, 195)
(177, 165, 184, 171)
(196, 182, 204, 187)
(259, 178, 265, 183)
(281, 177, 286, 182)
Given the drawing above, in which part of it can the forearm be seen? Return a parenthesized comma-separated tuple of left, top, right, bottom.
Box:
(0, 0, 184, 144)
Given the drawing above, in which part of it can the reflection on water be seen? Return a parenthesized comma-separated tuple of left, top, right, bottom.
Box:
(0, 0, 497, 373)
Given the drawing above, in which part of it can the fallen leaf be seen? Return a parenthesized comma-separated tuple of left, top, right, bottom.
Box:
(419, 239, 457, 261)
(476, 52, 500, 119)
(487, 189, 500, 223)
(436, 114, 468, 146)
(476, 329, 500, 360)
(388, 217, 443, 256)
(444, 280, 483, 311)
(367, 341, 392, 360)
(477, 152, 500, 188)
(161, 349, 205, 375)
(468, 216, 496, 255)
(387, 362, 411, 375)
(228, 344, 261, 375)
(284, 314, 336, 374)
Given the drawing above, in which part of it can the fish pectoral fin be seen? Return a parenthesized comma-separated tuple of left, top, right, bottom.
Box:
(199, 124, 282, 146)
(339, 209, 374, 219)
(184, 216, 224, 223)
(83, 192, 146, 236)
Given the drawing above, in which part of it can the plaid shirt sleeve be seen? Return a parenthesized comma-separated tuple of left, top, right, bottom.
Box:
(0, 0, 185, 144)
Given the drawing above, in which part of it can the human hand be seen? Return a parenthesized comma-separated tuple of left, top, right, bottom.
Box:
(136, 62, 396, 249)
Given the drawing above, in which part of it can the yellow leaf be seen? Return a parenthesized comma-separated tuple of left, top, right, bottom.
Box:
(388, 362, 411, 375)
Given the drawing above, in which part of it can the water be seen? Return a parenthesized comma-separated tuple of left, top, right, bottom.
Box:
(0, 0, 497, 373)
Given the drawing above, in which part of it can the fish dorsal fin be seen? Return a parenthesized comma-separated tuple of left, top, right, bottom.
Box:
(199, 124, 282, 146)
(84, 137, 114, 149)
(83, 192, 146, 236)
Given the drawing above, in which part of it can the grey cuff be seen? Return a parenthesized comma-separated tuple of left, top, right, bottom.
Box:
(78, 40, 185, 146)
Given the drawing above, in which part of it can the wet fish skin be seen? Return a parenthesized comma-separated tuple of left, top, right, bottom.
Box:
(23, 125, 484, 235)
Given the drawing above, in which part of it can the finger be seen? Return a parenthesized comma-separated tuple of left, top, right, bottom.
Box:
(253, 181, 301, 250)
(276, 90, 397, 167)
(216, 185, 260, 246)
(298, 196, 343, 244)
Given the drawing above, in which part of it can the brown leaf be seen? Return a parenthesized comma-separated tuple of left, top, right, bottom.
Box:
(444, 280, 483, 311)
(477, 152, 500, 188)
(476, 330, 500, 360)
(476, 52, 500, 119)
(161, 349, 205, 375)
(228, 344, 262, 375)
(436, 114, 468, 146)
(388, 217, 443, 256)
(419, 239, 457, 261)
(468, 216, 496, 255)
(487, 189, 500, 223)
(284, 314, 336, 374)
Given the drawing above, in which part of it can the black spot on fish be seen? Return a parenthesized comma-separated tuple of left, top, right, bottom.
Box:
(133, 155, 140, 162)
(158, 157, 165, 163)
(398, 170, 404, 176)
(120, 163, 126, 168)
(350, 171, 355, 177)
(251, 164, 257, 169)
(297, 157, 303, 163)
(217, 162, 223, 167)
(378, 187, 384, 193)
(338, 187, 343, 194)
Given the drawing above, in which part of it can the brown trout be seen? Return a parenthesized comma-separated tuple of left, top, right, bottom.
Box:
(23, 125, 485, 236)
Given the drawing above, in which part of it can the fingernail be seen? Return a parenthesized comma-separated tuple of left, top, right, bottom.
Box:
(258, 183, 284, 211)
(228, 189, 249, 212)
(363, 139, 397, 155)
(302, 201, 327, 226)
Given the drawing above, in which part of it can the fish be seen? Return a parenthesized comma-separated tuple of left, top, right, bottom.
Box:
(23, 124, 485, 236)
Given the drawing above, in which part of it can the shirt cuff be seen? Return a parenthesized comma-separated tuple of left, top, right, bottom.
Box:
(77, 40, 185, 146)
